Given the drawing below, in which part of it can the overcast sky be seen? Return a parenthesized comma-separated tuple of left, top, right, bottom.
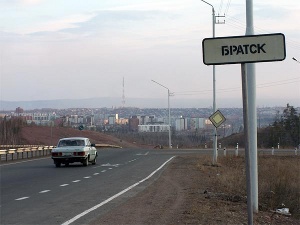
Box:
(0, 0, 299, 108)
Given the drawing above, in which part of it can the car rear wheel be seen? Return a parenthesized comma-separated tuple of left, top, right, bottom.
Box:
(91, 157, 97, 165)
(55, 161, 61, 167)
(83, 157, 89, 167)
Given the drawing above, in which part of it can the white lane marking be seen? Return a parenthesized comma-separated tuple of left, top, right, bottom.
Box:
(108, 168, 113, 170)
(61, 156, 175, 225)
(101, 163, 120, 167)
(92, 165, 102, 169)
(128, 159, 137, 163)
(136, 152, 149, 156)
(15, 197, 29, 201)
(101, 170, 106, 173)
(72, 180, 81, 183)
(93, 163, 121, 169)
(83, 176, 91, 179)
(60, 184, 69, 187)
(39, 190, 51, 194)
(93, 173, 99, 175)
(0, 157, 49, 167)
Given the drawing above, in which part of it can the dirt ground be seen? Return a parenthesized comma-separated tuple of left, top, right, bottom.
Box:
(90, 155, 299, 225)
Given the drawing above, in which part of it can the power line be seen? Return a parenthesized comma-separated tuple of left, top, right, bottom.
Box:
(225, 16, 300, 49)
(217, 1, 300, 50)
(218, 0, 224, 15)
(174, 77, 300, 96)
(224, 0, 232, 15)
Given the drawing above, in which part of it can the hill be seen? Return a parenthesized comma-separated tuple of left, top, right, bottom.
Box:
(20, 126, 146, 148)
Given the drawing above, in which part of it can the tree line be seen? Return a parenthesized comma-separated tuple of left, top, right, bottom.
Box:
(263, 104, 299, 148)
(0, 117, 25, 145)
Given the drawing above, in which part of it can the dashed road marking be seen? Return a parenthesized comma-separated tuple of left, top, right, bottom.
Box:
(101, 163, 120, 167)
(39, 190, 51, 194)
(136, 152, 149, 156)
(9, 159, 143, 205)
(128, 159, 137, 163)
(15, 197, 29, 201)
(72, 180, 81, 183)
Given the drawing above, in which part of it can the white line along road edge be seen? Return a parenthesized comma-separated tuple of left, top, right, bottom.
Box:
(61, 156, 175, 225)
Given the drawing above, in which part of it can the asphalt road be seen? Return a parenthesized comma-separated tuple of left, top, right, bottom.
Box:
(1, 148, 297, 225)
(0, 148, 210, 225)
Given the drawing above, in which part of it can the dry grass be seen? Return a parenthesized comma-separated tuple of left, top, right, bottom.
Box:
(258, 156, 300, 218)
(210, 155, 300, 219)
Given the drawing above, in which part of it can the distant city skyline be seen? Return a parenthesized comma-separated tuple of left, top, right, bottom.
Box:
(0, 0, 299, 109)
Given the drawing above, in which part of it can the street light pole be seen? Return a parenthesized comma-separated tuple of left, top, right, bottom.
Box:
(151, 80, 172, 149)
(200, 0, 218, 164)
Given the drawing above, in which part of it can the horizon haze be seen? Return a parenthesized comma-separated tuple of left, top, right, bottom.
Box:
(0, 97, 298, 111)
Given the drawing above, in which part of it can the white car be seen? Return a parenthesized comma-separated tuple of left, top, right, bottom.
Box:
(52, 137, 97, 167)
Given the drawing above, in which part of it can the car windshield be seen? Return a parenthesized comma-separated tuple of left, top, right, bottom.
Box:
(58, 140, 85, 147)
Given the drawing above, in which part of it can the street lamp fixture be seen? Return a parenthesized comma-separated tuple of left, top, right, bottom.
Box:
(151, 80, 172, 149)
(292, 57, 300, 63)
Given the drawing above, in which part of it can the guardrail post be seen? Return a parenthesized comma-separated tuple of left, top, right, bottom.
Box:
(272, 147, 274, 155)
(223, 147, 226, 156)
(235, 143, 239, 156)
(205, 143, 207, 149)
(277, 143, 280, 149)
(219, 143, 221, 149)
(295, 147, 298, 156)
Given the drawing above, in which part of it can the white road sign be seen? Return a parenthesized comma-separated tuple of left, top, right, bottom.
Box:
(202, 33, 286, 65)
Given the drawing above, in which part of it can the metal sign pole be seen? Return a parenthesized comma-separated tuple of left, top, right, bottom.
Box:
(241, 63, 253, 225)
(245, 0, 258, 213)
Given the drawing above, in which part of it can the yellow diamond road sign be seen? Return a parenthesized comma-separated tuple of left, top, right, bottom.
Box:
(209, 110, 226, 128)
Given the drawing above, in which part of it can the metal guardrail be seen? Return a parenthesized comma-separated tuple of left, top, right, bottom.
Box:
(0, 144, 122, 162)
(0, 145, 54, 162)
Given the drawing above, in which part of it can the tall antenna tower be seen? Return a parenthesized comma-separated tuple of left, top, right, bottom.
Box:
(122, 77, 125, 107)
